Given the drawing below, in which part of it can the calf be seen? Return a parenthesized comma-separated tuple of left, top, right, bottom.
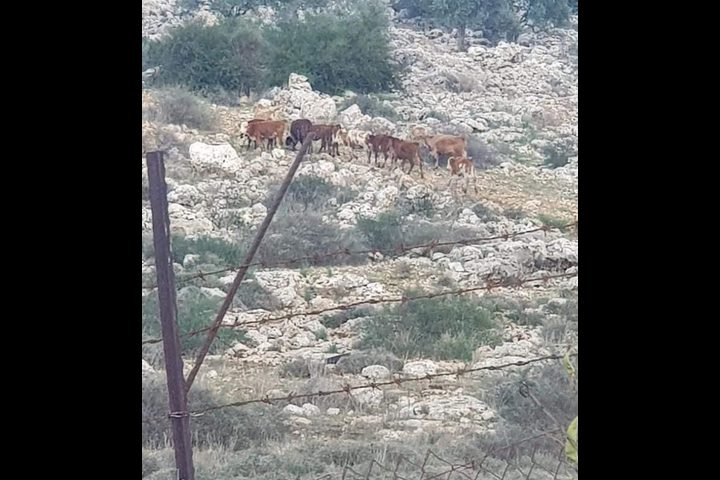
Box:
(245, 119, 287, 152)
(447, 156, 478, 194)
(285, 119, 313, 151)
(389, 139, 424, 179)
(308, 124, 342, 156)
(365, 134, 396, 167)
(337, 128, 369, 159)
(420, 135, 468, 170)
(240, 119, 265, 149)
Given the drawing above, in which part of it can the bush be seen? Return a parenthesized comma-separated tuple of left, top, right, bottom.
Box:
(286, 175, 335, 208)
(425, 109, 450, 122)
(466, 136, 500, 170)
(142, 287, 246, 354)
(143, 18, 267, 96)
(267, 175, 357, 212)
(443, 71, 478, 93)
(394, 191, 436, 218)
(233, 276, 281, 311)
(334, 349, 404, 375)
(356, 211, 405, 252)
(142, 375, 287, 450)
(541, 144, 571, 168)
(526, 0, 572, 29)
(171, 235, 245, 268)
(339, 94, 400, 120)
(358, 293, 502, 361)
(279, 358, 314, 379)
(471, 202, 499, 221)
(537, 213, 571, 231)
(490, 362, 577, 455)
(255, 209, 366, 267)
(503, 207, 526, 219)
(320, 305, 375, 329)
(146, 87, 217, 130)
(357, 212, 483, 256)
(265, 1, 400, 94)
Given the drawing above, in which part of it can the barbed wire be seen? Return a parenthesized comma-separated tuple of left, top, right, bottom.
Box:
(189, 353, 577, 416)
(141, 221, 577, 290)
(336, 446, 574, 480)
(142, 270, 577, 346)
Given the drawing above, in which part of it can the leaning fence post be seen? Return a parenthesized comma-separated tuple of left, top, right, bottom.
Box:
(184, 133, 316, 393)
(146, 151, 195, 480)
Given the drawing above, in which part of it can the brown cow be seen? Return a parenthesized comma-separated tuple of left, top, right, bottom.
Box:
(389, 139, 424, 178)
(245, 119, 287, 152)
(308, 124, 342, 156)
(240, 119, 266, 149)
(419, 135, 468, 170)
(365, 134, 397, 167)
(447, 156, 478, 194)
(285, 119, 313, 151)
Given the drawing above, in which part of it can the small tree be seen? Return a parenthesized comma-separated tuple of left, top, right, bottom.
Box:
(265, 1, 399, 94)
(517, 0, 573, 29)
(412, 0, 572, 50)
(143, 18, 267, 96)
(415, 0, 519, 51)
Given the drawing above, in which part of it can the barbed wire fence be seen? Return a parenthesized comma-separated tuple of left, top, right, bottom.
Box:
(179, 351, 578, 479)
(142, 271, 577, 346)
(141, 221, 577, 292)
(142, 149, 578, 479)
(332, 445, 576, 480)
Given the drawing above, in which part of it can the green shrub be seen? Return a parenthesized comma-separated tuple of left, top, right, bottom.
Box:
(255, 210, 366, 267)
(320, 305, 375, 329)
(471, 203, 499, 221)
(467, 136, 500, 170)
(142, 287, 246, 354)
(503, 207, 526, 220)
(233, 277, 280, 311)
(143, 18, 267, 96)
(537, 213, 571, 230)
(334, 349, 404, 375)
(265, 1, 400, 94)
(269, 175, 342, 212)
(358, 293, 502, 361)
(266, 176, 357, 213)
(171, 235, 244, 268)
(142, 375, 287, 450)
(356, 211, 405, 252)
(541, 144, 571, 168)
(425, 110, 450, 122)
(395, 192, 436, 218)
(491, 362, 577, 455)
(146, 86, 217, 130)
(526, 0, 572, 29)
(339, 94, 400, 120)
(356, 212, 482, 256)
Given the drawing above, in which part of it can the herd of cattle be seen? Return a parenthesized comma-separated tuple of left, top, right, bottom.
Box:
(239, 117, 478, 191)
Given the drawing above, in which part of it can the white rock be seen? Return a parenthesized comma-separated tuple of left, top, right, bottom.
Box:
(351, 387, 384, 407)
(361, 365, 391, 380)
(403, 360, 438, 377)
(188, 142, 242, 174)
(302, 403, 321, 416)
(142, 359, 156, 376)
(283, 404, 305, 416)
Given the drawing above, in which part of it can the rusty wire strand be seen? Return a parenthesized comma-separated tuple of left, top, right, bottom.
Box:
(142, 271, 577, 345)
(141, 221, 577, 290)
(188, 353, 576, 415)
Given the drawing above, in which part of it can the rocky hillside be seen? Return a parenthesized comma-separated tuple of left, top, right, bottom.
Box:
(142, 2, 578, 479)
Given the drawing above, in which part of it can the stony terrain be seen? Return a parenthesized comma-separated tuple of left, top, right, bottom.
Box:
(142, 2, 578, 478)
